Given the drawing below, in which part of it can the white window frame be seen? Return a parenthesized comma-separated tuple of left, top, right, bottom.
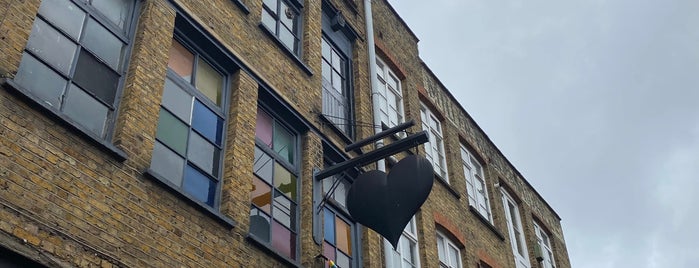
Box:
(534, 222, 556, 268)
(460, 144, 492, 221)
(502, 189, 530, 268)
(387, 217, 421, 268)
(436, 231, 462, 268)
(420, 103, 448, 181)
(376, 57, 404, 128)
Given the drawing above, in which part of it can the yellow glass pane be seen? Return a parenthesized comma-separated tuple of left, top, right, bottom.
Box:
(335, 217, 351, 255)
(274, 163, 297, 200)
(195, 58, 223, 106)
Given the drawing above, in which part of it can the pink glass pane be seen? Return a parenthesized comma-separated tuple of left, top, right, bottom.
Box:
(323, 242, 335, 267)
(168, 39, 193, 82)
(255, 108, 273, 147)
(250, 177, 272, 213)
(272, 221, 296, 260)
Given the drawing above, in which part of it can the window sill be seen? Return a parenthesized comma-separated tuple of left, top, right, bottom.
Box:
(258, 23, 313, 76)
(144, 169, 236, 229)
(246, 234, 303, 268)
(1, 78, 128, 162)
(434, 174, 461, 199)
(318, 114, 354, 145)
(230, 0, 250, 14)
(468, 206, 505, 241)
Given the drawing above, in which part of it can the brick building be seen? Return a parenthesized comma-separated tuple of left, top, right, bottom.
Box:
(0, 0, 570, 267)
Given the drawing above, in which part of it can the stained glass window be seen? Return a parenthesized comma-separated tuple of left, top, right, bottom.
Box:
(323, 208, 355, 268)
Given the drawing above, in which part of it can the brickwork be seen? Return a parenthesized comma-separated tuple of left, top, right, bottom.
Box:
(0, 0, 569, 267)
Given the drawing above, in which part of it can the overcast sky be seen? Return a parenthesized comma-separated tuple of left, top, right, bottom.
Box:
(388, 0, 699, 267)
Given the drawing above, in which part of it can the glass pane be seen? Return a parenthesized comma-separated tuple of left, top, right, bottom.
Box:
(323, 242, 335, 261)
(261, 10, 276, 32)
(271, 221, 295, 260)
(335, 217, 351, 255)
(62, 84, 108, 136)
(155, 108, 189, 156)
(187, 132, 220, 176)
(15, 53, 67, 108)
(255, 108, 273, 147)
(274, 163, 296, 200)
(448, 245, 459, 267)
(82, 17, 124, 70)
(437, 236, 446, 261)
(73, 50, 120, 104)
(191, 100, 223, 145)
(332, 71, 342, 93)
(151, 141, 185, 186)
(279, 26, 295, 52)
(331, 51, 342, 71)
(183, 165, 216, 206)
(324, 209, 335, 244)
(168, 39, 194, 82)
(272, 191, 295, 229)
(250, 208, 271, 242)
(162, 77, 193, 124)
(263, 0, 278, 13)
(38, 0, 85, 40)
(322, 61, 332, 81)
(273, 122, 294, 164)
(195, 58, 223, 106)
(26, 18, 78, 75)
(321, 39, 331, 58)
(250, 177, 272, 213)
(253, 147, 274, 183)
(280, 1, 294, 29)
(336, 252, 350, 268)
(91, 0, 131, 29)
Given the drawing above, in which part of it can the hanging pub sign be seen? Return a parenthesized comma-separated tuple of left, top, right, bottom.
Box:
(314, 120, 434, 249)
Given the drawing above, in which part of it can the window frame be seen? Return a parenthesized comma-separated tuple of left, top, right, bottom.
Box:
(375, 57, 404, 129)
(12, 0, 139, 141)
(420, 102, 448, 181)
(501, 189, 530, 268)
(534, 222, 556, 268)
(389, 217, 421, 268)
(460, 144, 492, 222)
(320, 34, 354, 139)
(260, 0, 303, 55)
(436, 231, 462, 268)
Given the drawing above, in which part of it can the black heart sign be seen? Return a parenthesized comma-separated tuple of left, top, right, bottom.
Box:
(346, 155, 434, 248)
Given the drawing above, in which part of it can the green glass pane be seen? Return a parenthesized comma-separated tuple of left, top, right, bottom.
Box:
(156, 108, 189, 155)
(274, 162, 296, 200)
(273, 121, 294, 164)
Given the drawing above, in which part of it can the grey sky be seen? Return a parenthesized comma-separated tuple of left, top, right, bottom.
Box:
(388, 0, 699, 267)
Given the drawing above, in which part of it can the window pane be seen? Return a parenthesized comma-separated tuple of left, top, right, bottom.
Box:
(155, 108, 189, 156)
(151, 141, 185, 186)
(26, 18, 78, 75)
(91, 0, 131, 29)
(191, 100, 223, 145)
(183, 165, 216, 206)
(272, 221, 295, 260)
(187, 132, 220, 176)
(322, 61, 332, 81)
(274, 163, 297, 200)
(253, 147, 274, 183)
(251, 177, 272, 213)
(437, 235, 446, 262)
(321, 39, 331, 59)
(62, 84, 108, 136)
(331, 51, 342, 71)
(332, 70, 342, 93)
(279, 27, 296, 52)
(73, 50, 120, 105)
(15, 53, 67, 108)
(255, 108, 273, 147)
(82, 17, 124, 70)
(324, 209, 335, 244)
(272, 191, 295, 229)
(273, 122, 294, 164)
(38, 0, 85, 40)
(195, 58, 223, 106)
(250, 208, 271, 242)
(336, 252, 350, 268)
(448, 246, 459, 267)
(162, 77, 193, 124)
(323, 242, 335, 261)
(261, 10, 276, 32)
(280, 1, 294, 29)
(263, 0, 278, 13)
(168, 39, 194, 82)
(335, 217, 351, 255)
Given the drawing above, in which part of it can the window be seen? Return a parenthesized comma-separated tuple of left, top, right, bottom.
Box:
(436, 232, 462, 268)
(420, 103, 448, 181)
(534, 222, 556, 268)
(376, 57, 404, 128)
(250, 106, 299, 260)
(388, 217, 420, 268)
(460, 144, 491, 221)
(321, 36, 352, 137)
(14, 0, 136, 138)
(149, 37, 228, 208)
(261, 0, 302, 54)
(502, 189, 530, 268)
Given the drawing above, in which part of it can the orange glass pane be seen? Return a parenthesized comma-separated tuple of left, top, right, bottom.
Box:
(168, 38, 193, 82)
(250, 177, 272, 213)
(335, 217, 352, 255)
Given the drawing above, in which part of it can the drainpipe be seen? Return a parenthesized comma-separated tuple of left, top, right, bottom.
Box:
(363, 0, 395, 266)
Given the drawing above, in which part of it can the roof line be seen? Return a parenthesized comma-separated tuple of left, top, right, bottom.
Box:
(381, 0, 420, 42)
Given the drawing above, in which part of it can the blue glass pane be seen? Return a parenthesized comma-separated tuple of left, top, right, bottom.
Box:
(183, 165, 216, 206)
(324, 208, 335, 244)
(191, 100, 223, 145)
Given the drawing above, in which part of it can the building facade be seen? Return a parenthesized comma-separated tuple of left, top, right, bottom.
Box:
(0, 0, 570, 267)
